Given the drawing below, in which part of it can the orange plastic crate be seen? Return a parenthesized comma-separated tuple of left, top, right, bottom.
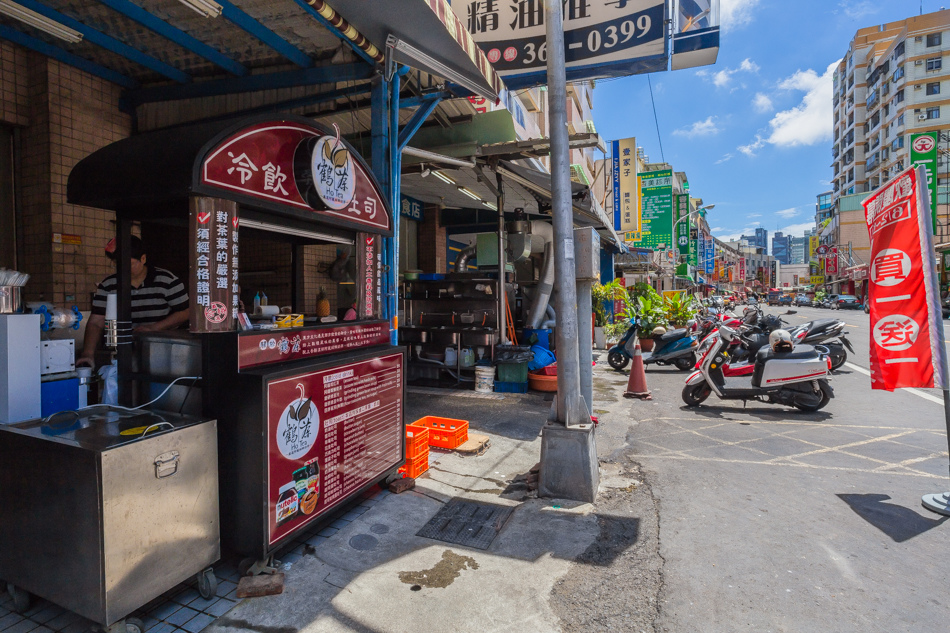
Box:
(405, 424, 429, 459)
(398, 452, 429, 479)
(415, 416, 469, 449)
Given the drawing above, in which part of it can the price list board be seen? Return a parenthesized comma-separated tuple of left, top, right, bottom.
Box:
(635, 169, 673, 251)
(265, 351, 404, 545)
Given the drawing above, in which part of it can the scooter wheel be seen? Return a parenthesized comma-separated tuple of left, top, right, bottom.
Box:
(608, 350, 629, 371)
(682, 382, 711, 407)
(830, 347, 847, 371)
(674, 357, 695, 371)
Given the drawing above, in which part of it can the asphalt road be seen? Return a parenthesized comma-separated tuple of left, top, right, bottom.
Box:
(598, 304, 950, 632)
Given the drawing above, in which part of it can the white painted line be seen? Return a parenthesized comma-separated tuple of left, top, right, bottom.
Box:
(876, 294, 911, 303)
(884, 358, 918, 364)
(844, 362, 943, 404)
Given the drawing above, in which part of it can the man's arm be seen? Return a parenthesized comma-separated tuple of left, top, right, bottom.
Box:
(77, 313, 105, 367)
(136, 309, 190, 332)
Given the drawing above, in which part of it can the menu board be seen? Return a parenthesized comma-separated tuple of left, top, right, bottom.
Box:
(266, 352, 404, 545)
(636, 169, 673, 250)
(238, 321, 390, 369)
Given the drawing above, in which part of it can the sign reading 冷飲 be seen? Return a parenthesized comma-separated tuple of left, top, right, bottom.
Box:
(910, 132, 938, 231)
(466, 0, 667, 88)
(635, 169, 673, 250)
(862, 166, 948, 390)
(612, 137, 639, 234)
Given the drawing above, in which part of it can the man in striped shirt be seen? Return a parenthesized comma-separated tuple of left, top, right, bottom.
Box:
(77, 236, 189, 367)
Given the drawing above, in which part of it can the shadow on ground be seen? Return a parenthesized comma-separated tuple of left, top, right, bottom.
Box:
(837, 493, 948, 542)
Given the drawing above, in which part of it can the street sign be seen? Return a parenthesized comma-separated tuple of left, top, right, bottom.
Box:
(862, 166, 947, 390)
(466, 0, 668, 89)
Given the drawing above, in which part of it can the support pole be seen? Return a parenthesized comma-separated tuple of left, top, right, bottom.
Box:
(389, 70, 402, 341)
(921, 388, 950, 515)
(577, 277, 593, 407)
(115, 217, 133, 407)
(538, 0, 598, 504)
(497, 170, 508, 345)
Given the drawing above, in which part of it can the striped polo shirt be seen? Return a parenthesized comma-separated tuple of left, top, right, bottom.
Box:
(91, 266, 189, 325)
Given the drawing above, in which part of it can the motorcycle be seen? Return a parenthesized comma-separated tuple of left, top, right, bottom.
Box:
(787, 318, 852, 370)
(607, 319, 638, 370)
(644, 325, 699, 371)
(682, 325, 834, 412)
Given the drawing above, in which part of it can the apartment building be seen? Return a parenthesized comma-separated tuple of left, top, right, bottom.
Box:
(832, 9, 950, 202)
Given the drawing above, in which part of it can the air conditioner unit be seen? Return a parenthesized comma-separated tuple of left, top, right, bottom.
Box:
(919, 114, 929, 120)
(916, 36, 923, 42)
(915, 60, 924, 66)
(915, 84, 923, 90)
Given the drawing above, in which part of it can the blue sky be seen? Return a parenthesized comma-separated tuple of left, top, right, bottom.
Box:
(593, 0, 942, 244)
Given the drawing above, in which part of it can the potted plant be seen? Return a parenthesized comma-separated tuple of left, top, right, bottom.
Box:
(625, 289, 668, 351)
(663, 292, 700, 328)
(591, 280, 627, 349)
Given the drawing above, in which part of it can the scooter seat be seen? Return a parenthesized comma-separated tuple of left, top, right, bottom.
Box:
(755, 345, 818, 363)
(808, 319, 841, 335)
(659, 328, 689, 342)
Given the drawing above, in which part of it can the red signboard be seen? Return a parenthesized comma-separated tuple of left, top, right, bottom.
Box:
(738, 258, 745, 281)
(201, 121, 391, 233)
(825, 247, 838, 276)
(266, 352, 404, 545)
(189, 198, 239, 333)
(238, 321, 391, 370)
(862, 167, 947, 390)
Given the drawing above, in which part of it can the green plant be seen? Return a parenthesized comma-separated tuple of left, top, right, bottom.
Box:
(626, 292, 669, 338)
(591, 280, 628, 326)
(603, 321, 630, 342)
(663, 292, 701, 327)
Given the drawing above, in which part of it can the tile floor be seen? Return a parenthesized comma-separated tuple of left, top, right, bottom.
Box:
(0, 487, 390, 633)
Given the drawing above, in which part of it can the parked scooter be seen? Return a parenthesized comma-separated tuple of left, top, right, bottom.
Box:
(643, 325, 699, 371)
(607, 320, 638, 370)
(682, 326, 834, 412)
(786, 318, 852, 370)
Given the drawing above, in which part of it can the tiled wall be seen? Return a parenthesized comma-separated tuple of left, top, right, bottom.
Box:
(6, 45, 132, 308)
(417, 203, 446, 274)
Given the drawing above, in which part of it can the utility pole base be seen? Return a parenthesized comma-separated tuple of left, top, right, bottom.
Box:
(922, 491, 950, 516)
(538, 422, 599, 503)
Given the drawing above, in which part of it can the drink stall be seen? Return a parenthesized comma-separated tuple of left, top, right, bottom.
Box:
(0, 114, 406, 626)
(65, 113, 406, 562)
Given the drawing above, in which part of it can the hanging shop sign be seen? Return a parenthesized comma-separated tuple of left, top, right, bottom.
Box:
(189, 198, 239, 333)
(738, 258, 746, 280)
(200, 120, 392, 234)
(863, 166, 948, 390)
(635, 168, 674, 250)
(266, 352, 404, 545)
(400, 194, 425, 222)
(910, 132, 938, 232)
(675, 194, 690, 256)
(612, 137, 639, 234)
(358, 233, 383, 319)
(810, 275, 825, 285)
(808, 235, 819, 265)
(704, 236, 714, 276)
(688, 225, 698, 266)
(466, 0, 667, 88)
(825, 247, 839, 276)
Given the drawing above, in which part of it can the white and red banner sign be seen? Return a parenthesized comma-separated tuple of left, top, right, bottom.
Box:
(825, 247, 838, 276)
(863, 167, 948, 390)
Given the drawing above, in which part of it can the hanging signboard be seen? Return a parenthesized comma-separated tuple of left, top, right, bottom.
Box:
(704, 236, 714, 276)
(466, 0, 668, 89)
(612, 137, 639, 234)
(862, 166, 948, 390)
(825, 247, 839, 276)
(738, 257, 746, 280)
(635, 168, 674, 250)
(688, 224, 698, 266)
(808, 235, 819, 265)
(189, 198, 239, 333)
(910, 132, 938, 231)
(400, 194, 425, 222)
(676, 194, 690, 256)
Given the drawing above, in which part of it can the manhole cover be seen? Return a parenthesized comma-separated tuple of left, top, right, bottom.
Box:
(416, 499, 515, 550)
(349, 534, 379, 550)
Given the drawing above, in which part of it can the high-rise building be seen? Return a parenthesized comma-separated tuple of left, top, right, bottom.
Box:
(831, 9, 950, 204)
(790, 235, 808, 265)
(772, 232, 792, 264)
(740, 227, 768, 253)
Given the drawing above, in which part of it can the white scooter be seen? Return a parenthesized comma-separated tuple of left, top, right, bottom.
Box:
(682, 326, 834, 412)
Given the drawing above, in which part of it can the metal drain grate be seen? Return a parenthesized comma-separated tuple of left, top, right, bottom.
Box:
(416, 498, 515, 550)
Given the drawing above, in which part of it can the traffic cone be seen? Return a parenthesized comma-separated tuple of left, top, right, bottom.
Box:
(623, 339, 652, 400)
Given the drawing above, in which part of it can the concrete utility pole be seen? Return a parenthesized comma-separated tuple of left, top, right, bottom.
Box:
(538, 0, 599, 504)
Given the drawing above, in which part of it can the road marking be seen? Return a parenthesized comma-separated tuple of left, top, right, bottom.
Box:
(844, 362, 944, 405)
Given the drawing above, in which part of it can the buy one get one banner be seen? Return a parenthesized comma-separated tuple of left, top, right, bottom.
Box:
(862, 166, 947, 390)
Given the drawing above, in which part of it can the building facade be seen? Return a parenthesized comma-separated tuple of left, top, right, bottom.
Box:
(771, 231, 791, 264)
(740, 227, 769, 253)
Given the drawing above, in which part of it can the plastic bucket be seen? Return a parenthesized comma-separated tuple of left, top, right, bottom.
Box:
(523, 328, 551, 349)
(475, 365, 494, 393)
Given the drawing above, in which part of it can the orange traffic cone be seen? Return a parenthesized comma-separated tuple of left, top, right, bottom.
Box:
(623, 338, 652, 400)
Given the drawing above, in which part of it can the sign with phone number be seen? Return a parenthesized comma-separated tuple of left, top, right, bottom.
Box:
(467, 1, 665, 80)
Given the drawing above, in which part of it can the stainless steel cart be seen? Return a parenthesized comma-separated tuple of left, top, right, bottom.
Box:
(0, 406, 220, 632)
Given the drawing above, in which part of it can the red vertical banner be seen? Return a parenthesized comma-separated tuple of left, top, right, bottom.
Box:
(863, 167, 948, 390)
(825, 247, 839, 276)
(189, 197, 238, 332)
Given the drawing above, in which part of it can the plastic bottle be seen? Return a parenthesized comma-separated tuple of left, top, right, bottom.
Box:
(253, 292, 261, 314)
(261, 291, 268, 307)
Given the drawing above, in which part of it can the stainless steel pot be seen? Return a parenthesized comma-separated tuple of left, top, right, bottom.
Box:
(0, 286, 23, 314)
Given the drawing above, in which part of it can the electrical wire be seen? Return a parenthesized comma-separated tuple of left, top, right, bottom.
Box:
(647, 75, 665, 163)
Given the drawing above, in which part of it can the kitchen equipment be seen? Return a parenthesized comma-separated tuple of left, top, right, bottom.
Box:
(0, 408, 219, 627)
(0, 285, 23, 314)
(41, 339, 75, 375)
(0, 314, 41, 424)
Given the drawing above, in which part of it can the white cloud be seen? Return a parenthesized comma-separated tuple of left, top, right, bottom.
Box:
(715, 153, 734, 164)
(775, 207, 800, 219)
(736, 60, 839, 156)
(747, 213, 762, 218)
(721, 0, 761, 31)
(673, 116, 720, 138)
(697, 58, 759, 89)
(837, 0, 879, 20)
(752, 92, 773, 113)
(779, 221, 817, 236)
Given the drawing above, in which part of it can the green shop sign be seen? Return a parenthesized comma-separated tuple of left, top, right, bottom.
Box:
(636, 169, 674, 250)
(910, 132, 938, 231)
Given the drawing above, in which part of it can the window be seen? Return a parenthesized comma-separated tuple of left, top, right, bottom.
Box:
(927, 106, 941, 119)
(928, 82, 941, 95)
(927, 56, 943, 71)
(928, 33, 942, 47)
(895, 89, 905, 103)
(898, 113, 905, 125)
(894, 41, 905, 59)
(893, 66, 904, 82)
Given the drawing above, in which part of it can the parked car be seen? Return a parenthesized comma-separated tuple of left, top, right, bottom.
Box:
(777, 295, 793, 306)
(793, 295, 812, 307)
(833, 295, 862, 310)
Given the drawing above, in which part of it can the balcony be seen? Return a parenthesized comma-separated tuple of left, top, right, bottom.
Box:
(867, 91, 879, 108)
(832, 146, 840, 158)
